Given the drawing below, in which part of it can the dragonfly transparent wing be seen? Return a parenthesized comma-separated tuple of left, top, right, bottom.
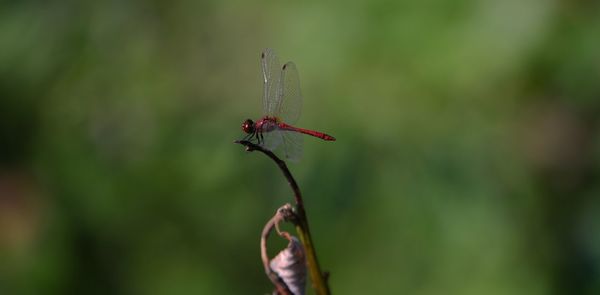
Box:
(280, 129, 303, 162)
(260, 125, 284, 153)
(260, 128, 303, 163)
(261, 48, 282, 117)
(259, 50, 304, 162)
(278, 62, 303, 125)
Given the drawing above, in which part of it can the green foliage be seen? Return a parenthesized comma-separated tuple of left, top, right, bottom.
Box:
(1, 0, 599, 294)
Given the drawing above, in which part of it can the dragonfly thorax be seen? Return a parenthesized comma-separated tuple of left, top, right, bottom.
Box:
(256, 117, 280, 133)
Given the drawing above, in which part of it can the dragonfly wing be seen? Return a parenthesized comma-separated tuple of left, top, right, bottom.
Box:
(279, 62, 303, 125)
(281, 129, 303, 163)
(260, 129, 303, 163)
(261, 48, 283, 117)
(261, 128, 284, 153)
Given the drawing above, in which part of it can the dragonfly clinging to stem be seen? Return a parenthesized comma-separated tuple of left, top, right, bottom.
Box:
(241, 48, 336, 162)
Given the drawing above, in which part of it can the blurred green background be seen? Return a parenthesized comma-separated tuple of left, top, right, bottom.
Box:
(1, 0, 600, 294)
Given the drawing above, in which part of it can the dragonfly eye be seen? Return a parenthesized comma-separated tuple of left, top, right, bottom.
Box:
(242, 119, 255, 134)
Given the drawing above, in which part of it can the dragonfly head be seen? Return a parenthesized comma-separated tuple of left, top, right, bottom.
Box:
(242, 119, 255, 134)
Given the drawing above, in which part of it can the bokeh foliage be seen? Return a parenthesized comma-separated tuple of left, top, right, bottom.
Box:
(1, 0, 599, 294)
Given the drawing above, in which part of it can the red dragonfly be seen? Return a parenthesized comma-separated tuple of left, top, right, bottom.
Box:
(241, 48, 335, 162)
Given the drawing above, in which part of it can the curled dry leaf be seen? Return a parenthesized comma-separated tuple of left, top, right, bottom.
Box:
(270, 235, 307, 295)
(261, 204, 307, 295)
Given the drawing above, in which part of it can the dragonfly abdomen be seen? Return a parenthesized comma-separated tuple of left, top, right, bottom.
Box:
(279, 123, 336, 141)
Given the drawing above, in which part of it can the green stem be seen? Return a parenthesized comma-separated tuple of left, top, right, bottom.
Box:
(295, 207, 330, 295)
(235, 140, 331, 295)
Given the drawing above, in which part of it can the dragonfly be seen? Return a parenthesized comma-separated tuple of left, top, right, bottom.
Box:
(241, 48, 335, 162)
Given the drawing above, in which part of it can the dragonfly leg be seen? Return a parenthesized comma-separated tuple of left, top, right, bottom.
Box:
(258, 131, 264, 145)
(244, 130, 260, 143)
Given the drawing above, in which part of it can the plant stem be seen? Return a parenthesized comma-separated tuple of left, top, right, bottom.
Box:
(235, 140, 331, 295)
